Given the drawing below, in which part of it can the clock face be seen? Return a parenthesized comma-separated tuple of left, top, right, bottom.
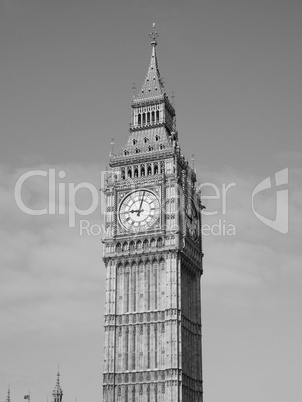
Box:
(119, 189, 160, 231)
(186, 201, 198, 240)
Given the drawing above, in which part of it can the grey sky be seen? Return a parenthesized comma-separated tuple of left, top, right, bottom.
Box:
(0, 1, 301, 402)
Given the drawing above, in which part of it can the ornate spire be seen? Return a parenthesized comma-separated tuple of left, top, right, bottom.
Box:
(52, 371, 63, 402)
(113, 23, 176, 159)
(134, 23, 165, 102)
(6, 386, 11, 402)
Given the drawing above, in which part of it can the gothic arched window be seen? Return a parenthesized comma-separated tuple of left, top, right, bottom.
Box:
(157, 237, 163, 248)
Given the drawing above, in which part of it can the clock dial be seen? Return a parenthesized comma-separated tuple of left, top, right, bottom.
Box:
(186, 202, 198, 240)
(119, 190, 160, 231)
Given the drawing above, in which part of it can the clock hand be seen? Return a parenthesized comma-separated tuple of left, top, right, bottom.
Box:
(137, 191, 145, 216)
(130, 209, 144, 214)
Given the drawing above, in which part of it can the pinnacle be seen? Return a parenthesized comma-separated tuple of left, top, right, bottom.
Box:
(134, 28, 165, 102)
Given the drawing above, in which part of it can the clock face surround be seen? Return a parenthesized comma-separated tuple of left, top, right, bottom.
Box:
(119, 189, 160, 231)
(186, 201, 198, 240)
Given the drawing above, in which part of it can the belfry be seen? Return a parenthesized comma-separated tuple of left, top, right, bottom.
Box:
(102, 24, 204, 401)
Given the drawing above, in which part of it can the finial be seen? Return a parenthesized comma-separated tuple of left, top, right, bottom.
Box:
(171, 91, 175, 106)
(149, 23, 159, 46)
(191, 154, 196, 172)
(132, 83, 136, 99)
(110, 138, 115, 156)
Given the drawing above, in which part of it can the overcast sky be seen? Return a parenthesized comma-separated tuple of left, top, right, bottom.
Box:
(0, 1, 301, 402)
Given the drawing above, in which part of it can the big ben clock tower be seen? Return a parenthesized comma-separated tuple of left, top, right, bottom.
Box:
(102, 24, 204, 402)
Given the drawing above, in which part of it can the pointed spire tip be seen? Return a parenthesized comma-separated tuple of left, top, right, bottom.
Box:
(149, 23, 159, 46)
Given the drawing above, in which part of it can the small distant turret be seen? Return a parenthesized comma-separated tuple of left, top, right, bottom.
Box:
(5, 387, 11, 402)
(52, 371, 63, 402)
